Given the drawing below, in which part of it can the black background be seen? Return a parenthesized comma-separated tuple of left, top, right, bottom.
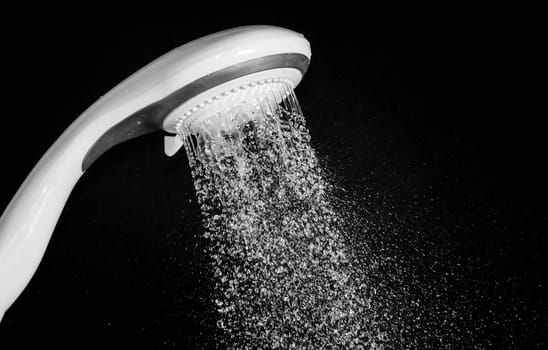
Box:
(0, 10, 546, 349)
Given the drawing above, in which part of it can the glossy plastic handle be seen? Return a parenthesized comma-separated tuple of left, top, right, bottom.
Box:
(0, 122, 86, 321)
(0, 38, 185, 320)
(0, 55, 178, 320)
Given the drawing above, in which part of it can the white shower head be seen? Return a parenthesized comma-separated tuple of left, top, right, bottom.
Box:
(0, 25, 311, 321)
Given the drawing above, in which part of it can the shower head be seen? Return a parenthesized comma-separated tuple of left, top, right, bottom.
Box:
(84, 26, 310, 167)
(0, 25, 311, 321)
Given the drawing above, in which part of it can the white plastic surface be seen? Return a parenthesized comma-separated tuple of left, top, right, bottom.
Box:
(164, 134, 184, 156)
(0, 25, 311, 320)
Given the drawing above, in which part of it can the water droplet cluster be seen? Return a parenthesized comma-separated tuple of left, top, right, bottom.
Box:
(181, 83, 388, 349)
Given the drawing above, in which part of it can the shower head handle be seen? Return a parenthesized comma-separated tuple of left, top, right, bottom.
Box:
(0, 25, 311, 321)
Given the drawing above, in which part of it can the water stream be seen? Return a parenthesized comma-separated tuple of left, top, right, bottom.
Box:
(181, 83, 387, 349)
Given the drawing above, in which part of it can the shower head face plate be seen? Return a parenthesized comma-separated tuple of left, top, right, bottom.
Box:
(163, 67, 301, 135)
